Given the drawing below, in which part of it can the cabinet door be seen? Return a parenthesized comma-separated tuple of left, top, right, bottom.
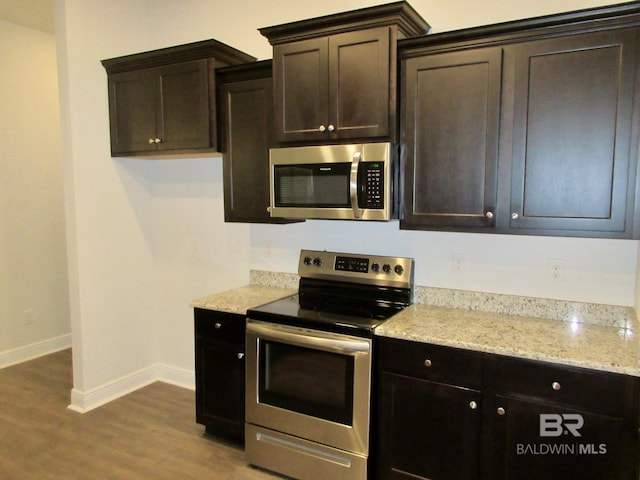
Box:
(508, 28, 638, 235)
(156, 59, 212, 152)
(195, 337, 245, 442)
(107, 69, 157, 154)
(377, 372, 481, 480)
(221, 76, 275, 222)
(401, 47, 503, 230)
(273, 37, 329, 143)
(487, 395, 637, 480)
(329, 27, 391, 141)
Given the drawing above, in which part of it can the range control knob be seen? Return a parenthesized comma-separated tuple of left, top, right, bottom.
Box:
(394, 265, 404, 276)
(382, 264, 392, 273)
(313, 257, 323, 267)
(371, 263, 380, 273)
(303, 256, 313, 266)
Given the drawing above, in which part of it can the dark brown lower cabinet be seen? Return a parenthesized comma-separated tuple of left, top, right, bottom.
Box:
(377, 372, 481, 479)
(376, 337, 484, 479)
(376, 337, 640, 480)
(487, 396, 635, 480)
(484, 355, 640, 480)
(194, 308, 245, 443)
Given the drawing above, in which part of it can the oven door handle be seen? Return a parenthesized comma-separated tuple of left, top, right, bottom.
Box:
(247, 321, 370, 355)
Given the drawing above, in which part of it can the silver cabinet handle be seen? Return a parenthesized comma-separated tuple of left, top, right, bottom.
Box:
(497, 407, 506, 415)
(327, 124, 335, 132)
(423, 359, 432, 367)
(148, 138, 155, 144)
(214, 322, 222, 330)
(318, 125, 326, 132)
(237, 353, 244, 360)
(511, 212, 520, 220)
(469, 401, 478, 410)
(154, 137, 162, 144)
(552, 382, 561, 391)
(485, 211, 494, 220)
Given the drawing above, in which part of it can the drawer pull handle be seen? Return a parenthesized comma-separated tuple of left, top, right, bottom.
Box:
(497, 407, 506, 416)
(237, 352, 244, 360)
(424, 359, 432, 367)
(552, 381, 561, 391)
(469, 401, 478, 410)
(214, 323, 222, 330)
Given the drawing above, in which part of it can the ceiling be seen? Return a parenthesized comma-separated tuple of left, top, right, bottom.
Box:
(0, 0, 54, 33)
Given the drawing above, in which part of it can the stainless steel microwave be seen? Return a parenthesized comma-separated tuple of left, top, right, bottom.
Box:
(268, 142, 397, 221)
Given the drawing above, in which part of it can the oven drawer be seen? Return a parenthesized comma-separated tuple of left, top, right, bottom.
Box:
(194, 308, 245, 343)
(377, 336, 484, 388)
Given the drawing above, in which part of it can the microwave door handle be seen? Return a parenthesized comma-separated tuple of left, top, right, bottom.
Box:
(350, 152, 363, 219)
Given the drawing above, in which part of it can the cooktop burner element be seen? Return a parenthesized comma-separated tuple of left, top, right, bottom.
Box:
(248, 249, 414, 336)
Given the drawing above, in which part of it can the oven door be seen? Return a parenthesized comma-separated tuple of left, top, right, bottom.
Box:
(245, 319, 372, 455)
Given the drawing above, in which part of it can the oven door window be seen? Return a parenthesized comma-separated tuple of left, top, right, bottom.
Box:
(273, 163, 351, 208)
(259, 340, 354, 425)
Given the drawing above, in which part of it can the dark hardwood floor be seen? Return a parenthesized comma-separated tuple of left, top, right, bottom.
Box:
(0, 349, 283, 479)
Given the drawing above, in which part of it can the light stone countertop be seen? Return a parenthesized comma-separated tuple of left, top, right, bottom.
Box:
(192, 270, 640, 377)
(191, 285, 296, 315)
(375, 303, 640, 376)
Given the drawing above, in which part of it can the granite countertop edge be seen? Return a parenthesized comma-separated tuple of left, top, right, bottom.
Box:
(191, 285, 296, 315)
(376, 303, 640, 377)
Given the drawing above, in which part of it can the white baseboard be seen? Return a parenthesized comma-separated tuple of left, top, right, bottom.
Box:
(0, 334, 72, 369)
(68, 363, 195, 413)
(156, 364, 195, 391)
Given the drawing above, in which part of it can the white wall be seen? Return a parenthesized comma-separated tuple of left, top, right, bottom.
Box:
(0, 20, 70, 366)
(55, 0, 638, 406)
(250, 225, 638, 306)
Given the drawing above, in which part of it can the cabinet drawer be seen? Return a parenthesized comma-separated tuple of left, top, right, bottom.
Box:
(494, 356, 638, 415)
(377, 337, 484, 387)
(194, 308, 245, 343)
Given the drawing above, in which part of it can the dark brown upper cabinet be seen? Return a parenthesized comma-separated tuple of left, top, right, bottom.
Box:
(401, 47, 503, 230)
(400, 3, 640, 238)
(259, 2, 430, 145)
(508, 28, 637, 235)
(216, 61, 302, 224)
(101, 39, 255, 158)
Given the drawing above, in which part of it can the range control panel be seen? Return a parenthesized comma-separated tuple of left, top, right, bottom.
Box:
(299, 249, 414, 289)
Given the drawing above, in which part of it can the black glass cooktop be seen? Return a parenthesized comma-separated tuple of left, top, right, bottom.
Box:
(247, 250, 414, 337)
(247, 293, 406, 338)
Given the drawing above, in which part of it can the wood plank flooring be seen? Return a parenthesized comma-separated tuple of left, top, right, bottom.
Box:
(0, 349, 283, 479)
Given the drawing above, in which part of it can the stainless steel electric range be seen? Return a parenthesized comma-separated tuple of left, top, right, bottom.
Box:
(245, 249, 414, 480)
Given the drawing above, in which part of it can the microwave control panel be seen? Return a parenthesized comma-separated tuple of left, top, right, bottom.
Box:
(361, 162, 384, 209)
